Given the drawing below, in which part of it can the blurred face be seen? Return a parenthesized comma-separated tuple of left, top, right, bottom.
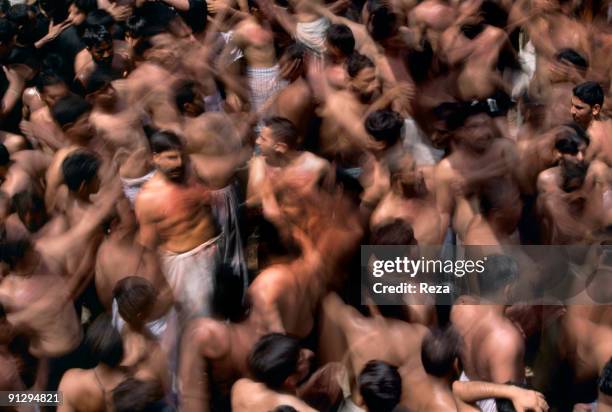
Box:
(80, 174, 101, 198)
(351, 67, 380, 103)
(153, 150, 184, 182)
(92, 83, 118, 109)
(68, 4, 87, 26)
(90, 41, 113, 66)
(63, 112, 93, 141)
(397, 166, 428, 197)
(431, 119, 452, 149)
(42, 83, 70, 108)
(455, 114, 494, 152)
(255, 126, 279, 159)
(571, 96, 597, 128)
(559, 142, 587, 167)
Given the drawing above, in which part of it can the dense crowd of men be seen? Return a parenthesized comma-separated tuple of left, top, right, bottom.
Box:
(0, 0, 610, 411)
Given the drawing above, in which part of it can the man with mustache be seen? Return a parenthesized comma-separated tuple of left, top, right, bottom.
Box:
(135, 130, 220, 320)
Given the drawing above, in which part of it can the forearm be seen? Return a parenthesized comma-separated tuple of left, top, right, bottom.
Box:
(452, 380, 517, 403)
(161, 0, 191, 11)
(2, 84, 24, 117)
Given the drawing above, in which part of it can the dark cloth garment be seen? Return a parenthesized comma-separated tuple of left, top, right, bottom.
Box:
(0, 66, 23, 134)
(43, 26, 86, 80)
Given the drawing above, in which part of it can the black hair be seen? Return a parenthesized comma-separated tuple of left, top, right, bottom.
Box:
(326, 24, 355, 57)
(249, 333, 301, 390)
(84, 66, 114, 95)
(126, 14, 148, 39)
(370, 219, 416, 245)
(368, 4, 397, 42)
(555, 48, 589, 70)
(365, 110, 403, 148)
(421, 328, 461, 377)
(262, 116, 299, 149)
(346, 52, 375, 78)
(0, 142, 9, 166)
(212, 262, 250, 322)
(74, 0, 98, 13)
(573, 81, 604, 107)
(272, 407, 298, 412)
(82, 24, 112, 49)
(85, 313, 124, 367)
(0, 0, 8, 15)
(0, 17, 15, 43)
(0, 238, 30, 269)
(599, 358, 612, 396)
(112, 378, 165, 412)
(358, 360, 402, 412)
(174, 81, 197, 114)
(61, 151, 100, 192)
(113, 276, 158, 328)
(284, 42, 306, 61)
(555, 122, 589, 154)
(12, 190, 45, 224)
(479, 254, 519, 296)
(561, 159, 588, 192)
(5, 45, 40, 70)
(6, 4, 28, 27)
(148, 130, 183, 154)
(85, 9, 114, 30)
(480, 0, 508, 28)
(495, 382, 530, 412)
(436, 102, 487, 131)
(51, 94, 92, 128)
(35, 70, 67, 93)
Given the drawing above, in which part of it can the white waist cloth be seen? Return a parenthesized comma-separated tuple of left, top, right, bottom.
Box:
(296, 17, 330, 55)
(161, 235, 222, 319)
(121, 170, 156, 206)
(459, 372, 498, 412)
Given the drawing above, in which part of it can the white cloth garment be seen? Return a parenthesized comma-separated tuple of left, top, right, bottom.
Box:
(402, 118, 445, 166)
(121, 170, 156, 207)
(459, 371, 498, 412)
(296, 17, 330, 55)
(160, 235, 222, 319)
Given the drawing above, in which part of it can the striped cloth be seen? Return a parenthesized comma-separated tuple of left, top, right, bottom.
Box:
(247, 65, 287, 131)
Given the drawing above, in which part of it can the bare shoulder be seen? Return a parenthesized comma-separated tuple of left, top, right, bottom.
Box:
(184, 318, 230, 359)
(482, 322, 524, 356)
(536, 167, 561, 194)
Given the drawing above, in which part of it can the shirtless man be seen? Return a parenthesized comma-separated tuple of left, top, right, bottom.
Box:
(318, 53, 383, 175)
(273, 43, 316, 140)
(357, 360, 403, 412)
(0, 181, 120, 358)
(438, 2, 515, 102)
(75, 24, 131, 86)
(232, 333, 333, 412)
(0, 147, 51, 199)
(85, 68, 149, 153)
(111, 277, 174, 392)
(370, 144, 442, 246)
(247, 116, 330, 209)
(451, 255, 525, 411)
(135, 130, 220, 319)
(435, 106, 522, 242)
(20, 71, 70, 152)
(178, 282, 264, 412)
(536, 126, 610, 243)
(58, 314, 131, 412)
(231, 5, 286, 122)
(420, 326, 550, 411)
(571, 81, 612, 166)
(321, 292, 436, 412)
